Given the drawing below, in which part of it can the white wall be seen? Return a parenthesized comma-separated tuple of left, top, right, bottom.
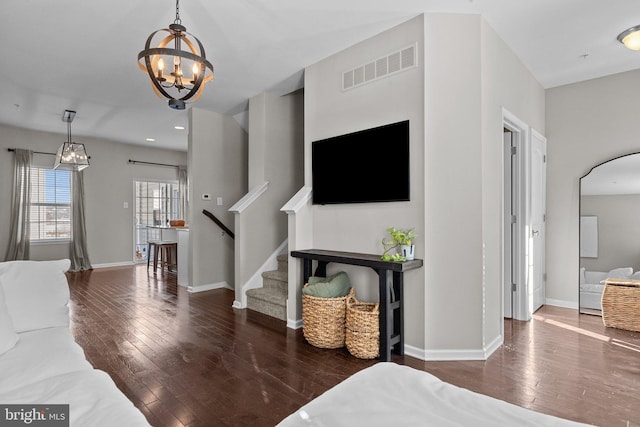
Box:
(546, 69, 640, 306)
(305, 15, 426, 349)
(580, 194, 640, 272)
(0, 124, 186, 265)
(188, 108, 247, 289)
(479, 19, 545, 345)
(303, 13, 545, 359)
(237, 91, 304, 289)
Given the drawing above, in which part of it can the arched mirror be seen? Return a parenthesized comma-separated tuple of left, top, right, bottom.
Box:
(579, 153, 640, 315)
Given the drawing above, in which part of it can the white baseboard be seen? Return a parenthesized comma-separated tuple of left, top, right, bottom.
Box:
(188, 281, 230, 293)
(545, 298, 578, 309)
(91, 261, 135, 269)
(404, 335, 502, 361)
(407, 345, 486, 361)
(287, 318, 303, 329)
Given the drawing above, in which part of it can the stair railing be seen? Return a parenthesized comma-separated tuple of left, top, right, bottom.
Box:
(202, 209, 235, 239)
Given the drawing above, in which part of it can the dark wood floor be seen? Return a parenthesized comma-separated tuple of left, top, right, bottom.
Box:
(66, 265, 640, 427)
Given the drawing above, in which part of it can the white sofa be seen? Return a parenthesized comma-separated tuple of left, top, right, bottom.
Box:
(0, 259, 151, 427)
(277, 362, 591, 426)
(579, 267, 634, 310)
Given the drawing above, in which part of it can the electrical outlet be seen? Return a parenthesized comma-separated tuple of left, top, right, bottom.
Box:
(123, 202, 129, 209)
(217, 197, 223, 206)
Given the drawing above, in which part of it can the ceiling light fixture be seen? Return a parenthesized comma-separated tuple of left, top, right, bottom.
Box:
(138, 0, 214, 110)
(54, 110, 90, 171)
(617, 25, 640, 50)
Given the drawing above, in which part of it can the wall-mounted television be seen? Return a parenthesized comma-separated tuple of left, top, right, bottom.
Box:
(312, 120, 410, 205)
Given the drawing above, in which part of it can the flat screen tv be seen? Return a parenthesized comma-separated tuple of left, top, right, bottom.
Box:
(312, 120, 410, 205)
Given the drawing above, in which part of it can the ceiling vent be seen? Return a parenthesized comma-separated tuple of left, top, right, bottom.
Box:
(342, 43, 417, 91)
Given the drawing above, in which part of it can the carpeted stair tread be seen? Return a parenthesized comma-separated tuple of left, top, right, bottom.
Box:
(246, 286, 287, 320)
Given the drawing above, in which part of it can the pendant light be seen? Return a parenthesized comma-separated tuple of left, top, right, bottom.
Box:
(137, 0, 214, 110)
(53, 110, 90, 171)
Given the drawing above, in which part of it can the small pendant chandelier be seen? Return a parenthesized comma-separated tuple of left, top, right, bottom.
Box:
(137, 0, 214, 110)
(54, 110, 90, 171)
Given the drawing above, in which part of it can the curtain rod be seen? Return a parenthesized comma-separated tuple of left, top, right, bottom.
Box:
(128, 159, 180, 169)
(7, 148, 55, 156)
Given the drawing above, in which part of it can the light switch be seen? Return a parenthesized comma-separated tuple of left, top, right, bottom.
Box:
(217, 197, 223, 206)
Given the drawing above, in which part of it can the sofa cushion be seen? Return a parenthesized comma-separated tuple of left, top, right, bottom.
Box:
(0, 327, 92, 394)
(584, 271, 609, 284)
(0, 259, 71, 333)
(607, 267, 633, 279)
(579, 283, 605, 293)
(0, 286, 18, 356)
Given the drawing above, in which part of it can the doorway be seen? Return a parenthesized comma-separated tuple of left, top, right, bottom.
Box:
(133, 180, 179, 263)
(503, 129, 516, 318)
(502, 110, 547, 322)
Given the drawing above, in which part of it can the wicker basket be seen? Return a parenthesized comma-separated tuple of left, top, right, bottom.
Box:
(302, 287, 354, 349)
(345, 293, 379, 359)
(602, 279, 640, 332)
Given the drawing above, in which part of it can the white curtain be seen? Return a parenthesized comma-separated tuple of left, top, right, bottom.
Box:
(178, 165, 188, 220)
(69, 170, 92, 271)
(4, 149, 32, 261)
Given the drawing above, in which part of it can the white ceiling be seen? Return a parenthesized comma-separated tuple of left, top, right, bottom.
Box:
(2, 0, 640, 152)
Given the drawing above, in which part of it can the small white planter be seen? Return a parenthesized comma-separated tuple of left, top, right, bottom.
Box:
(399, 244, 415, 260)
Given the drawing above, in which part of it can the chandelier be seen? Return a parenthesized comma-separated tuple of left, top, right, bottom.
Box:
(54, 110, 90, 171)
(137, 0, 214, 110)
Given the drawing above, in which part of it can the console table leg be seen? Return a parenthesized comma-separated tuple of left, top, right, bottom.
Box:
(393, 271, 404, 356)
(302, 260, 313, 284)
(314, 261, 328, 278)
(378, 269, 392, 361)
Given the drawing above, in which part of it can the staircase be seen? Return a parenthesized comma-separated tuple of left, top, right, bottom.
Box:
(246, 254, 288, 321)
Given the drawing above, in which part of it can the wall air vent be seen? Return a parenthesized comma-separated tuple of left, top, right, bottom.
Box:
(342, 43, 418, 91)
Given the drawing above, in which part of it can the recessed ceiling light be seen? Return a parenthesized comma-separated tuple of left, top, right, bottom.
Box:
(174, 126, 185, 130)
(146, 138, 155, 142)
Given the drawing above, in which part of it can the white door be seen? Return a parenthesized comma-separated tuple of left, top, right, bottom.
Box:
(530, 130, 547, 312)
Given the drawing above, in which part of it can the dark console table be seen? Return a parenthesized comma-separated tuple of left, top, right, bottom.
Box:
(290, 249, 423, 362)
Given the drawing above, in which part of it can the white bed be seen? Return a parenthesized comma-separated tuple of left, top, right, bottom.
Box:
(277, 362, 593, 427)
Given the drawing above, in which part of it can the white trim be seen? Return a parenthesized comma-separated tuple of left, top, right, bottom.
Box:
(235, 240, 288, 308)
(287, 319, 303, 329)
(405, 334, 503, 361)
(229, 181, 269, 213)
(92, 261, 135, 269)
(187, 281, 230, 293)
(281, 186, 312, 214)
(502, 108, 531, 322)
(545, 298, 578, 309)
(483, 334, 503, 359)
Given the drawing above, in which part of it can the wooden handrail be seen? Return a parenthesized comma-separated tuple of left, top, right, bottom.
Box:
(202, 209, 235, 239)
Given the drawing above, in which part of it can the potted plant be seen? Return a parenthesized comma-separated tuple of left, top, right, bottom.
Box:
(381, 227, 417, 262)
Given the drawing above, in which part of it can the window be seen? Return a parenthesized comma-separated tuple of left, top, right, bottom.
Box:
(29, 167, 72, 242)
